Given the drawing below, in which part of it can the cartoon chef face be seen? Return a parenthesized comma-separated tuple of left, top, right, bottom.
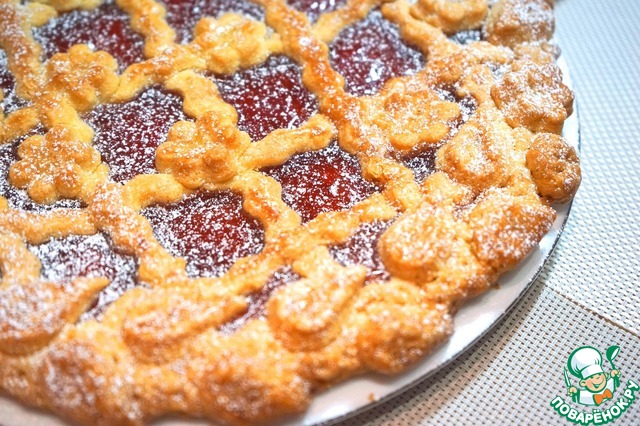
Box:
(581, 372, 609, 393)
(568, 346, 608, 393)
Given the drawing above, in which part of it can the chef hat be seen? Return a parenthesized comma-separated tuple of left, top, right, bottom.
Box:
(568, 346, 604, 380)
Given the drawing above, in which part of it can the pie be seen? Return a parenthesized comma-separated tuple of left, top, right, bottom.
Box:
(0, 0, 580, 424)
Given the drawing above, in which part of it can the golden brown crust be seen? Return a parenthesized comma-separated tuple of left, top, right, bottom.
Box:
(491, 58, 574, 134)
(0, 0, 580, 424)
(526, 132, 581, 203)
(411, 0, 488, 34)
(484, 0, 554, 48)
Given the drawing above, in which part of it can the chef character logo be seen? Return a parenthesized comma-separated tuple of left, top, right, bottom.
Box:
(551, 345, 639, 424)
(565, 345, 621, 406)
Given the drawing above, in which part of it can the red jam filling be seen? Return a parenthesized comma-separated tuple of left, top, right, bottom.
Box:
(400, 86, 477, 182)
(286, 0, 347, 23)
(83, 86, 188, 182)
(0, 50, 28, 114)
(220, 266, 301, 333)
(434, 84, 478, 126)
(262, 141, 379, 222)
(329, 220, 392, 284)
(27, 233, 139, 319)
(163, 0, 265, 44)
(329, 10, 425, 96)
(213, 55, 319, 141)
(400, 144, 439, 183)
(141, 190, 265, 278)
(32, 0, 145, 71)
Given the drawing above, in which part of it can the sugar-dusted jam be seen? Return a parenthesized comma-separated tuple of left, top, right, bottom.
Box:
(448, 29, 483, 45)
(287, 0, 347, 23)
(28, 233, 139, 320)
(83, 86, 188, 182)
(220, 266, 301, 333)
(214, 55, 319, 141)
(434, 84, 479, 126)
(141, 190, 265, 278)
(400, 144, 439, 183)
(32, 0, 145, 71)
(163, 0, 265, 44)
(0, 50, 28, 114)
(330, 220, 392, 283)
(329, 10, 425, 96)
(262, 141, 378, 222)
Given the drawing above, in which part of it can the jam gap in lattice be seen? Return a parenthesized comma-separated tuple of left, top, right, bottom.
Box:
(287, 0, 347, 23)
(213, 55, 319, 141)
(141, 190, 265, 278)
(0, 50, 29, 114)
(27, 233, 139, 320)
(398, 85, 478, 183)
(220, 266, 302, 334)
(164, 0, 265, 44)
(83, 86, 189, 182)
(32, 0, 145, 72)
(329, 9, 425, 96)
(448, 29, 483, 45)
(400, 144, 440, 184)
(262, 141, 379, 223)
(329, 220, 392, 284)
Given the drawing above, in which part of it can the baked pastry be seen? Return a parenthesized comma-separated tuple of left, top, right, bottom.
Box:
(0, 0, 580, 424)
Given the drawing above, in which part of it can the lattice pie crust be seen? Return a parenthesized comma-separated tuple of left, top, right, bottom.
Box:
(0, 0, 580, 424)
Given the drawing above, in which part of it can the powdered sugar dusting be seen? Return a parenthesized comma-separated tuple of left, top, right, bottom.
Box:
(32, 0, 145, 72)
(400, 144, 440, 183)
(448, 29, 483, 45)
(434, 84, 478, 126)
(287, 0, 347, 23)
(262, 141, 379, 222)
(214, 55, 319, 141)
(329, 220, 392, 283)
(163, 0, 265, 44)
(83, 86, 188, 182)
(0, 128, 83, 211)
(141, 190, 265, 278)
(0, 49, 28, 114)
(27, 233, 139, 320)
(220, 266, 301, 333)
(329, 10, 425, 96)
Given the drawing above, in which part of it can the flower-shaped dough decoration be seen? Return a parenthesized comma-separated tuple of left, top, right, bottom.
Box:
(9, 126, 107, 203)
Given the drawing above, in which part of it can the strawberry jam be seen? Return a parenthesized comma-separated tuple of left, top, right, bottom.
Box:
(83, 86, 188, 182)
(0, 128, 82, 211)
(141, 190, 265, 278)
(262, 141, 378, 222)
(329, 220, 391, 283)
(32, 0, 145, 71)
(220, 266, 301, 333)
(287, 0, 347, 23)
(329, 10, 425, 96)
(163, 0, 265, 44)
(0, 50, 28, 114)
(28, 233, 139, 319)
(213, 55, 318, 141)
(400, 144, 439, 183)
(434, 84, 478, 126)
